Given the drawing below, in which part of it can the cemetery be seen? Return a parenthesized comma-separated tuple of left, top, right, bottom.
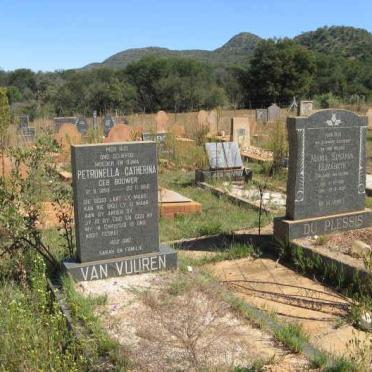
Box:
(1, 99, 372, 369)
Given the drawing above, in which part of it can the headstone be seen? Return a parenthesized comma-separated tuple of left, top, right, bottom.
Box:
(207, 110, 218, 135)
(104, 115, 115, 136)
(20, 127, 36, 143)
(366, 108, 372, 129)
(155, 110, 169, 132)
(142, 132, 167, 144)
(19, 115, 29, 129)
(230, 117, 251, 149)
(197, 110, 209, 128)
(256, 109, 268, 124)
(76, 117, 88, 135)
(104, 124, 131, 143)
(63, 142, 177, 281)
(298, 101, 314, 116)
(268, 103, 281, 122)
(54, 117, 77, 132)
(274, 109, 372, 241)
(205, 142, 243, 169)
(93, 111, 97, 130)
(56, 124, 82, 152)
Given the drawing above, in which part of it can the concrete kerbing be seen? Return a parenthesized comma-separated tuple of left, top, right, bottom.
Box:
(198, 182, 273, 213)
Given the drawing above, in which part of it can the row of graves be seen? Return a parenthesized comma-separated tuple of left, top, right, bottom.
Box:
(64, 108, 371, 281)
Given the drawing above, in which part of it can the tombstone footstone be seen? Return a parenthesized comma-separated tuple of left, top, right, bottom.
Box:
(76, 117, 88, 135)
(230, 117, 251, 149)
(63, 142, 177, 281)
(268, 103, 281, 122)
(298, 101, 314, 117)
(207, 110, 218, 135)
(19, 115, 29, 129)
(104, 115, 115, 137)
(54, 117, 77, 132)
(274, 109, 372, 241)
(155, 110, 169, 132)
(104, 124, 131, 143)
(256, 109, 268, 124)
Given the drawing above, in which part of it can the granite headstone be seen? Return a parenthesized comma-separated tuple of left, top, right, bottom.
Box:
(64, 141, 177, 281)
(19, 115, 29, 129)
(104, 115, 115, 136)
(274, 109, 372, 240)
(76, 117, 88, 135)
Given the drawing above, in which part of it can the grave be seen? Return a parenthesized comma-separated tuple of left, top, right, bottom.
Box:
(207, 109, 218, 135)
(104, 115, 115, 136)
(63, 142, 177, 281)
(267, 103, 281, 122)
(158, 188, 202, 218)
(76, 117, 88, 135)
(155, 110, 169, 132)
(256, 109, 268, 124)
(230, 117, 250, 149)
(298, 100, 313, 116)
(55, 124, 82, 159)
(19, 115, 29, 129)
(20, 127, 36, 143)
(104, 124, 131, 143)
(274, 109, 372, 241)
(54, 117, 77, 132)
(195, 142, 251, 183)
(93, 110, 98, 130)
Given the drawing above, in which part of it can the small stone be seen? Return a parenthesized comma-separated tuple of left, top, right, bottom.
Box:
(359, 311, 372, 331)
(187, 266, 193, 272)
(350, 240, 371, 258)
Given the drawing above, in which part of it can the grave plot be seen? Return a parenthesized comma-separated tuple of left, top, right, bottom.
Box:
(75, 270, 309, 371)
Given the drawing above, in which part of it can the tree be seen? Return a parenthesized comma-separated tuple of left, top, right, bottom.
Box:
(245, 39, 316, 107)
(0, 87, 11, 177)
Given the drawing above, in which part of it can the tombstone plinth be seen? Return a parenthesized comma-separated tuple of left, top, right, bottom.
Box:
(274, 109, 372, 242)
(63, 142, 177, 281)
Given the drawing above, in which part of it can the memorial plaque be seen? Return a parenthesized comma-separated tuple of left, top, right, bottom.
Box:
(286, 109, 368, 220)
(268, 103, 280, 122)
(54, 117, 77, 132)
(104, 115, 115, 136)
(76, 117, 88, 135)
(205, 142, 243, 170)
(19, 115, 29, 129)
(72, 142, 159, 263)
(230, 117, 250, 149)
(256, 109, 268, 124)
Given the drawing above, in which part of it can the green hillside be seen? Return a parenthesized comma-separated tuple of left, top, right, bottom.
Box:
(83, 32, 262, 69)
(295, 26, 372, 62)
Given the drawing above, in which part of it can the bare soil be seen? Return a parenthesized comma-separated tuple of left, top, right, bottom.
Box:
(77, 272, 309, 371)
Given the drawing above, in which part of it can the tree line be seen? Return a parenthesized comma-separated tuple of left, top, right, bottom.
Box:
(1, 38, 371, 120)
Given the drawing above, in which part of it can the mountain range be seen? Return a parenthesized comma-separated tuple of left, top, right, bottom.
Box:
(83, 26, 372, 69)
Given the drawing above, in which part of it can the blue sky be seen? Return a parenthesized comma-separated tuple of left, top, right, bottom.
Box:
(1, 0, 371, 72)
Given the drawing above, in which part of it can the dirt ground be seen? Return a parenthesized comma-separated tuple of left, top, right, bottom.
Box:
(204, 256, 370, 358)
(77, 272, 309, 371)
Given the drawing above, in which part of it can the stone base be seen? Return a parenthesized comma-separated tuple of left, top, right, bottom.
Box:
(274, 209, 372, 242)
(63, 244, 177, 282)
(195, 168, 252, 183)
